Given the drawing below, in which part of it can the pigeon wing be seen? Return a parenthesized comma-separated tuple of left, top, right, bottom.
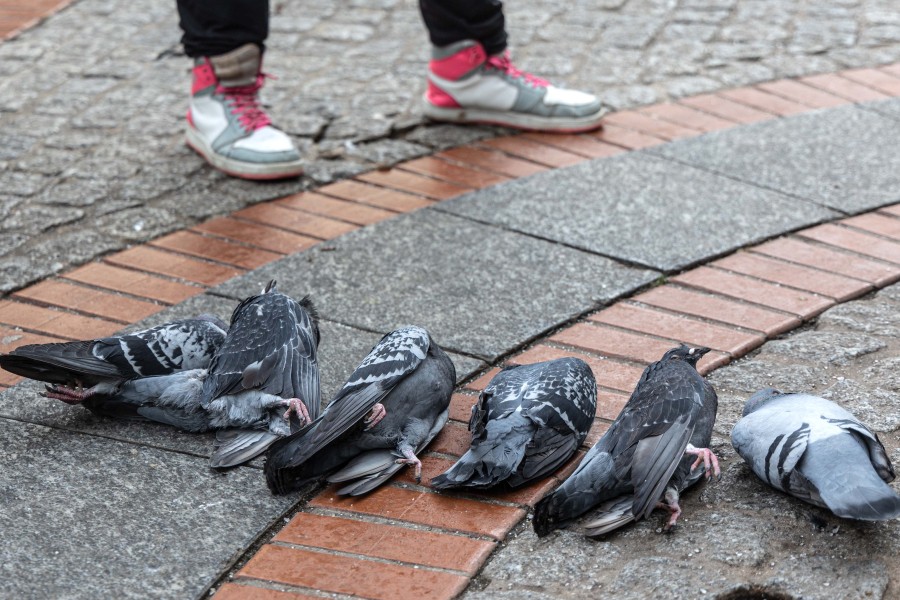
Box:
(608, 360, 706, 518)
(201, 292, 319, 412)
(267, 326, 430, 470)
(731, 402, 811, 495)
(0, 341, 124, 386)
(331, 407, 450, 496)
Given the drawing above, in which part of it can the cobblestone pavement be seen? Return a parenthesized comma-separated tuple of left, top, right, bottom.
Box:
(465, 281, 900, 600)
(4, 0, 900, 293)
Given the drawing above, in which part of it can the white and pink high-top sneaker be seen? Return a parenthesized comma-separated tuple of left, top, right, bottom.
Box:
(424, 40, 607, 133)
(186, 43, 303, 180)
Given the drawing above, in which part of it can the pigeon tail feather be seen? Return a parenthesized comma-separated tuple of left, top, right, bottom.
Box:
(533, 449, 619, 537)
(431, 414, 533, 489)
(582, 496, 635, 537)
(802, 435, 900, 521)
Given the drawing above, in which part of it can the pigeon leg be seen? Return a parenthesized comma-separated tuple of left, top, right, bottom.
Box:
(395, 442, 422, 483)
(364, 403, 386, 430)
(42, 384, 95, 405)
(281, 398, 311, 426)
(655, 487, 683, 531)
(685, 443, 721, 480)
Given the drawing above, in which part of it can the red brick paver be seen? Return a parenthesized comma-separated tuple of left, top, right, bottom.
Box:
(799, 73, 888, 102)
(277, 192, 397, 226)
(680, 93, 775, 124)
(480, 136, 587, 168)
(62, 262, 204, 305)
(238, 544, 470, 600)
(12, 281, 162, 323)
(637, 102, 736, 132)
(603, 110, 702, 140)
(309, 485, 526, 540)
(274, 513, 495, 575)
(672, 266, 835, 318)
(755, 80, 848, 109)
(719, 87, 810, 116)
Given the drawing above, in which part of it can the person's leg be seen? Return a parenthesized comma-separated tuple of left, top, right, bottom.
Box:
(178, 0, 303, 180)
(178, 0, 268, 58)
(419, 0, 506, 56)
(420, 0, 607, 133)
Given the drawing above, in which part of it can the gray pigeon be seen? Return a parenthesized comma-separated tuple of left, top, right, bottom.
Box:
(9, 282, 322, 468)
(196, 280, 322, 467)
(0, 315, 227, 416)
(431, 357, 596, 490)
(732, 388, 900, 521)
(533, 344, 719, 537)
(265, 325, 455, 496)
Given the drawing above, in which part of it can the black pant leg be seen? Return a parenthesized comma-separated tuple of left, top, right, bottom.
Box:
(177, 0, 269, 58)
(419, 0, 507, 55)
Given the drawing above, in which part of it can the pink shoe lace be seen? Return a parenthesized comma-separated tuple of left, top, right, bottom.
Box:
(217, 74, 272, 132)
(485, 51, 549, 88)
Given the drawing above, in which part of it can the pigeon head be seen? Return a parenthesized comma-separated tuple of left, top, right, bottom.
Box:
(661, 344, 710, 368)
(742, 387, 784, 417)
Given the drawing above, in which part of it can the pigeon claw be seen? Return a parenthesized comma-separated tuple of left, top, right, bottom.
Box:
(395, 443, 422, 483)
(42, 384, 91, 405)
(657, 488, 683, 532)
(685, 444, 721, 481)
(282, 398, 311, 426)
(364, 403, 387, 430)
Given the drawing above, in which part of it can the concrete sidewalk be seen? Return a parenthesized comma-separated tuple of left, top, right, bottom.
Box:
(3, 1, 900, 599)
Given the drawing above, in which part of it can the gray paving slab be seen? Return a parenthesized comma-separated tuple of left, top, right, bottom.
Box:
(213, 208, 658, 361)
(467, 282, 900, 600)
(650, 105, 900, 214)
(859, 97, 900, 121)
(437, 152, 837, 272)
(0, 418, 295, 600)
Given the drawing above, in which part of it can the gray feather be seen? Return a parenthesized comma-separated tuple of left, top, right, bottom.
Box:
(210, 430, 280, 468)
(732, 389, 900, 520)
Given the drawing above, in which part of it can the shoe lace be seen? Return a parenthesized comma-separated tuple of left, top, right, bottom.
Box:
(217, 73, 272, 131)
(485, 51, 549, 88)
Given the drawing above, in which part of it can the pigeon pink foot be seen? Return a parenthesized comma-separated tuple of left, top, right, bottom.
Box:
(42, 384, 95, 405)
(282, 397, 311, 426)
(656, 488, 683, 531)
(395, 443, 422, 483)
(364, 403, 386, 430)
(686, 443, 721, 480)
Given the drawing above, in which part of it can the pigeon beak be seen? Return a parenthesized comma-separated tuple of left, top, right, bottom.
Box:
(688, 346, 711, 357)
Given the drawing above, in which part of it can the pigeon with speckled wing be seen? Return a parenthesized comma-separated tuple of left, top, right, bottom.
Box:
(199, 280, 321, 467)
(265, 325, 455, 496)
(431, 357, 596, 490)
(0, 315, 227, 410)
(732, 388, 900, 521)
(533, 344, 720, 537)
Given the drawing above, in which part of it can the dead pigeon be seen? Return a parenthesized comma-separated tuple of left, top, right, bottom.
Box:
(9, 282, 322, 468)
(431, 357, 596, 490)
(197, 280, 322, 467)
(533, 344, 720, 537)
(265, 325, 455, 496)
(732, 388, 900, 520)
(0, 315, 227, 409)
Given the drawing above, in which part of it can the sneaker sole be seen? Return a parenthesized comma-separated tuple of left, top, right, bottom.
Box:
(422, 101, 608, 134)
(185, 126, 304, 180)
